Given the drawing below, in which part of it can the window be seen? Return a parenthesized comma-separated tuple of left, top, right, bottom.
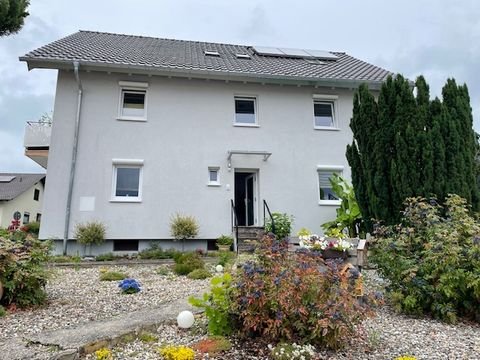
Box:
(113, 240, 139, 252)
(208, 167, 220, 186)
(314, 101, 335, 128)
(234, 96, 257, 125)
(23, 212, 30, 224)
(36, 213, 42, 222)
(33, 188, 40, 201)
(111, 160, 143, 202)
(118, 81, 148, 121)
(317, 167, 343, 205)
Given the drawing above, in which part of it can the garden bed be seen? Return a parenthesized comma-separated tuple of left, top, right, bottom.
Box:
(0, 265, 210, 341)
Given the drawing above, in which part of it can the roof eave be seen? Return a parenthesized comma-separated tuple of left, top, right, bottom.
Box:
(20, 57, 387, 90)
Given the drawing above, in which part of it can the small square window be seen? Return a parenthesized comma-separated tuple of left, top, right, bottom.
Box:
(120, 90, 146, 119)
(208, 167, 220, 186)
(23, 212, 30, 224)
(314, 101, 335, 128)
(36, 213, 42, 222)
(33, 188, 40, 201)
(318, 169, 342, 203)
(112, 164, 143, 202)
(235, 97, 257, 125)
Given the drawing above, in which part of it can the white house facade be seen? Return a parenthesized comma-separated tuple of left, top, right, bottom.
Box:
(20, 31, 392, 255)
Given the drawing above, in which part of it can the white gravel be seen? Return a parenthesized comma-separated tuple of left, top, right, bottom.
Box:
(0, 265, 209, 341)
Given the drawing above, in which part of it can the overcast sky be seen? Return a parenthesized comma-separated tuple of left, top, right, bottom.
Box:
(1, 0, 479, 172)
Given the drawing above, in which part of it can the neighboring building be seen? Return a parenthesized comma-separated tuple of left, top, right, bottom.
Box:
(20, 31, 393, 255)
(0, 173, 45, 228)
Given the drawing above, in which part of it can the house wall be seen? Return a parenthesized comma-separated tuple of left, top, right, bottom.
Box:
(40, 70, 355, 254)
(0, 181, 44, 228)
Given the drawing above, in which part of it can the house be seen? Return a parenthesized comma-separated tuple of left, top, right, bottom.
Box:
(0, 173, 45, 228)
(20, 31, 393, 255)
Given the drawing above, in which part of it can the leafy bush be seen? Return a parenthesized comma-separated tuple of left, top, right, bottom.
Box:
(118, 278, 141, 294)
(22, 221, 40, 235)
(50, 255, 81, 263)
(217, 235, 233, 246)
(99, 271, 128, 281)
(74, 221, 106, 245)
(95, 253, 122, 261)
(189, 273, 234, 336)
(156, 266, 171, 276)
(230, 234, 372, 349)
(0, 237, 51, 307)
(158, 345, 195, 360)
(0, 305, 5, 317)
(217, 252, 235, 267)
(270, 343, 316, 360)
(173, 252, 205, 275)
(170, 213, 199, 240)
(138, 243, 178, 259)
(0, 228, 9, 238)
(9, 230, 27, 242)
(265, 212, 293, 240)
(372, 195, 480, 323)
(187, 268, 212, 280)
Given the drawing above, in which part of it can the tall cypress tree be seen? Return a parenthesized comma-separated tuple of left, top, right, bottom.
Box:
(347, 75, 480, 228)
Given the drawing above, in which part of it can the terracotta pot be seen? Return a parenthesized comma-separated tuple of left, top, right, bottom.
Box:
(217, 245, 231, 252)
(322, 248, 348, 260)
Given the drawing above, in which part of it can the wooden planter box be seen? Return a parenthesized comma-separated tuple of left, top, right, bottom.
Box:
(322, 248, 348, 260)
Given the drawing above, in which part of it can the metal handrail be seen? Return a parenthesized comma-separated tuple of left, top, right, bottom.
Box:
(263, 200, 275, 234)
(231, 199, 239, 254)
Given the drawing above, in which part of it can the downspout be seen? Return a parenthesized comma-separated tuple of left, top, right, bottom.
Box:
(63, 61, 83, 255)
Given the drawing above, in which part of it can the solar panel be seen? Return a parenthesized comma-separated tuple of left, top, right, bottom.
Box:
(0, 176, 15, 183)
(252, 46, 285, 56)
(304, 49, 338, 60)
(278, 48, 311, 58)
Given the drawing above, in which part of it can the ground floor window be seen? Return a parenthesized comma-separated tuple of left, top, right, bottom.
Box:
(36, 213, 41, 222)
(113, 240, 139, 251)
(317, 166, 343, 205)
(23, 212, 30, 224)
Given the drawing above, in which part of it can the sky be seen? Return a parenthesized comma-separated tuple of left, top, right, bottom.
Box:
(1, 0, 480, 172)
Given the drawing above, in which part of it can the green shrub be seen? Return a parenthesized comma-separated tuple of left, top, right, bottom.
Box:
(217, 235, 233, 246)
(23, 221, 40, 235)
(95, 253, 118, 262)
(230, 234, 372, 349)
(173, 252, 205, 275)
(372, 195, 480, 323)
(156, 266, 171, 276)
(217, 252, 235, 267)
(138, 243, 177, 259)
(0, 238, 52, 307)
(138, 331, 158, 343)
(75, 221, 106, 245)
(187, 268, 212, 280)
(189, 273, 234, 336)
(50, 255, 81, 263)
(0, 228, 9, 238)
(99, 271, 128, 281)
(170, 214, 199, 251)
(9, 230, 27, 242)
(0, 305, 6, 317)
(265, 212, 293, 240)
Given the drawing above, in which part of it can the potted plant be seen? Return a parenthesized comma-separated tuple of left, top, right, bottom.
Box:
(216, 235, 233, 251)
(170, 213, 200, 252)
(74, 221, 106, 258)
(321, 238, 351, 260)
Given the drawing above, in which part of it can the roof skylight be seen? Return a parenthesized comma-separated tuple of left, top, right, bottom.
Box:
(204, 50, 220, 57)
(236, 53, 251, 59)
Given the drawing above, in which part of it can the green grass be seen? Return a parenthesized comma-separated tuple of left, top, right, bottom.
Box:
(99, 271, 128, 281)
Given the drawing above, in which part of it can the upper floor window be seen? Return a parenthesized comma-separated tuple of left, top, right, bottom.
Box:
(118, 81, 148, 121)
(33, 188, 40, 201)
(313, 94, 338, 130)
(111, 159, 144, 202)
(317, 166, 343, 205)
(234, 96, 257, 126)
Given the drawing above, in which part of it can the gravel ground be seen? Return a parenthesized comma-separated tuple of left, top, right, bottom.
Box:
(0, 264, 209, 341)
(82, 270, 480, 360)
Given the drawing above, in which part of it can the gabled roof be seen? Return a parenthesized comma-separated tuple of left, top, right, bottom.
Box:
(20, 31, 393, 88)
(0, 173, 45, 201)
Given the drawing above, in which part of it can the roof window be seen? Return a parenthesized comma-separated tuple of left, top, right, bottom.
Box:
(204, 50, 220, 57)
(236, 53, 251, 59)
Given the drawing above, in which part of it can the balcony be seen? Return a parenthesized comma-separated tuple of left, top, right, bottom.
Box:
(24, 121, 51, 169)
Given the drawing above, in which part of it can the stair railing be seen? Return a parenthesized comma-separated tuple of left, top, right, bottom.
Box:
(231, 199, 239, 254)
(263, 200, 275, 234)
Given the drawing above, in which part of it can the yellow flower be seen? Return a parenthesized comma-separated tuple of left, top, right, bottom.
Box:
(95, 348, 113, 360)
(158, 345, 195, 360)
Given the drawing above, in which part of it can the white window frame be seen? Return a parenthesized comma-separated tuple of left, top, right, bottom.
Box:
(117, 81, 149, 122)
(110, 159, 144, 203)
(317, 165, 344, 206)
(207, 167, 221, 186)
(313, 94, 339, 130)
(233, 95, 259, 127)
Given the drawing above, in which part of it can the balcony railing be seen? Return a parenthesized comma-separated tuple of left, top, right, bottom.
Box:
(24, 121, 51, 148)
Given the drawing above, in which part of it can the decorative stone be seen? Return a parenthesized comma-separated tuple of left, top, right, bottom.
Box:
(215, 265, 224, 273)
(177, 310, 194, 329)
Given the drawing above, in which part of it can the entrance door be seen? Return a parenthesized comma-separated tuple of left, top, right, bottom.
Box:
(245, 174, 256, 226)
(234, 171, 258, 226)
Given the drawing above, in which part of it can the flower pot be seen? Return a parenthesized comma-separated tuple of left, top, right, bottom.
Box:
(322, 248, 348, 260)
(217, 245, 231, 252)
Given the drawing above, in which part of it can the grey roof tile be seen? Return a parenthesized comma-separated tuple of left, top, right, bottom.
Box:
(20, 30, 394, 85)
(0, 173, 45, 201)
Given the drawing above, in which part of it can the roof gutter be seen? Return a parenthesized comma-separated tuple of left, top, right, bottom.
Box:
(63, 61, 83, 255)
(20, 57, 387, 90)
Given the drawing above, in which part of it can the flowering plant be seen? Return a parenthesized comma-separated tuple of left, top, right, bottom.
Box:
(158, 345, 195, 360)
(299, 234, 352, 251)
(269, 343, 316, 360)
(118, 278, 141, 294)
(95, 348, 112, 360)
